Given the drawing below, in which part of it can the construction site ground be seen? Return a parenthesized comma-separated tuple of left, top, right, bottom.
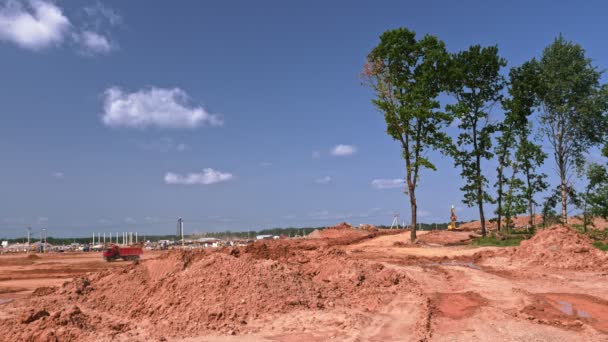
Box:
(1, 226, 607, 341)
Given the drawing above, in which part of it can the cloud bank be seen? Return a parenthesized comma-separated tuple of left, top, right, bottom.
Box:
(102, 87, 223, 129)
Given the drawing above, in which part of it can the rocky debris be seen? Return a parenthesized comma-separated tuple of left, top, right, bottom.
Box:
(21, 309, 49, 324)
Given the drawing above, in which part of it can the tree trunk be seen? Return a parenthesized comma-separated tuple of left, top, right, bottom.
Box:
(476, 153, 486, 237)
(479, 197, 486, 237)
(528, 200, 534, 227)
(525, 169, 534, 227)
(410, 189, 417, 241)
(560, 177, 568, 224)
(496, 163, 503, 232)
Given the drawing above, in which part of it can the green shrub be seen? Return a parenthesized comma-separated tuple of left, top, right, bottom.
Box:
(593, 241, 608, 251)
(472, 235, 524, 247)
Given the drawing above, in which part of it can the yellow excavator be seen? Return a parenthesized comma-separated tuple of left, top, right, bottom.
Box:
(448, 205, 458, 231)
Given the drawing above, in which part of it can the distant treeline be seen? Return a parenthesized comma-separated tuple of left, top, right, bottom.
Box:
(3, 222, 463, 244)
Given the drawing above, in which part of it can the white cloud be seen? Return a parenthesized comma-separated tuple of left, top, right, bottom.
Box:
(315, 176, 332, 184)
(77, 30, 111, 54)
(124, 217, 136, 224)
(164, 168, 233, 185)
(259, 161, 272, 167)
(331, 144, 357, 157)
(0, 1, 118, 55)
(102, 87, 223, 129)
(51, 171, 64, 178)
(176, 143, 187, 151)
(371, 178, 405, 189)
(37, 216, 48, 223)
(0, 0, 70, 50)
(312, 150, 321, 159)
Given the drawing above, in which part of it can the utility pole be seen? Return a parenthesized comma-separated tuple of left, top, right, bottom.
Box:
(41, 228, 47, 253)
(177, 218, 184, 247)
(27, 227, 31, 246)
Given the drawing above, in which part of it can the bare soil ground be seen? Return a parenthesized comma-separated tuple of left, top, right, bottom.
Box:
(1, 225, 607, 341)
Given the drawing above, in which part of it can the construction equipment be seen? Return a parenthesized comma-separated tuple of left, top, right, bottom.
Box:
(102, 244, 143, 262)
(448, 205, 458, 231)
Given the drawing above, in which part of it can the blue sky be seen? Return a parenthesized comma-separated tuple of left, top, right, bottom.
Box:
(1, 0, 607, 237)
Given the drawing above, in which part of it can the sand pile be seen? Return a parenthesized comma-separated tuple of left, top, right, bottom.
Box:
(510, 225, 608, 270)
(0, 243, 414, 340)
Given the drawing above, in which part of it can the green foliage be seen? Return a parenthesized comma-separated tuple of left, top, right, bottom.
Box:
(530, 35, 608, 222)
(445, 45, 506, 237)
(363, 27, 452, 241)
(593, 241, 608, 251)
(493, 62, 547, 231)
(472, 234, 525, 247)
(502, 167, 527, 229)
(584, 162, 608, 220)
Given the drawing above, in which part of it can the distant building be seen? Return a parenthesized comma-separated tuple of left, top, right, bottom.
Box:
(196, 238, 222, 247)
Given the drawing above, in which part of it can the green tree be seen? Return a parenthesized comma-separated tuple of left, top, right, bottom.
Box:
(585, 160, 608, 224)
(493, 119, 515, 232)
(530, 35, 608, 223)
(507, 62, 548, 227)
(446, 45, 506, 237)
(363, 28, 452, 241)
(501, 162, 527, 230)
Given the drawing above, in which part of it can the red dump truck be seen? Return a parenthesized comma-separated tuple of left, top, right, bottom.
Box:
(102, 244, 143, 261)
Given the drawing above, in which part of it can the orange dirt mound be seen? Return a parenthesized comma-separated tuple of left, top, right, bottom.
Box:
(415, 231, 475, 246)
(511, 225, 608, 270)
(307, 222, 384, 245)
(0, 245, 415, 340)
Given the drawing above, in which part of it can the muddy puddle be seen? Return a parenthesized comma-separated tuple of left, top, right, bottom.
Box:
(524, 293, 608, 333)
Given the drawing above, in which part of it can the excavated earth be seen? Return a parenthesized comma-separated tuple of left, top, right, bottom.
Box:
(1, 224, 608, 341)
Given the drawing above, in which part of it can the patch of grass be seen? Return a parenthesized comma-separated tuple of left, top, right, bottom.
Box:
(507, 227, 535, 235)
(472, 235, 524, 247)
(593, 241, 608, 251)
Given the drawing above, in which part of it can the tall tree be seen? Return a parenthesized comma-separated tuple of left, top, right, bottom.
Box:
(531, 35, 608, 223)
(493, 119, 515, 232)
(507, 62, 548, 226)
(446, 45, 506, 237)
(501, 161, 527, 230)
(363, 28, 451, 241)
